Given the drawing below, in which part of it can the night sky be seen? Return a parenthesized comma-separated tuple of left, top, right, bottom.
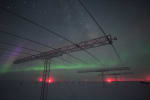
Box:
(0, 0, 150, 99)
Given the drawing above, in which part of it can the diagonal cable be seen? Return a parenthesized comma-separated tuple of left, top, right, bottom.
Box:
(0, 41, 77, 65)
(0, 47, 33, 55)
(78, 0, 122, 63)
(0, 41, 41, 53)
(0, 6, 102, 64)
(0, 30, 87, 64)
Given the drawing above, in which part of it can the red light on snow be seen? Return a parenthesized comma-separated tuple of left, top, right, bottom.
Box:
(105, 78, 115, 83)
(106, 78, 113, 83)
(146, 77, 150, 82)
(38, 77, 43, 82)
(38, 77, 54, 83)
(46, 77, 54, 84)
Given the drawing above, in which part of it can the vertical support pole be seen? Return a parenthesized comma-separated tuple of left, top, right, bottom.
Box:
(114, 74, 118, 85)
(40, 59, 46, 100)
(40, 58, 51, 100)
(45, 60, 51, 100)
(101, 72, 105, 87)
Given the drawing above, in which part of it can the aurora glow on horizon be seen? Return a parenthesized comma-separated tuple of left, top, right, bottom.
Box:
(0, 0, 150, 82)
(0, 56, 121, 74)
(0, 1, 150, 100)
(0, 62, 104, 73)
(1, 47, 22, 73)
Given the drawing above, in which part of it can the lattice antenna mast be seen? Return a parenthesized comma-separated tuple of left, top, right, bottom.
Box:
(77, 67, 131, 87)
(13, 35, 116, 100)
(14, 35, 116, 64)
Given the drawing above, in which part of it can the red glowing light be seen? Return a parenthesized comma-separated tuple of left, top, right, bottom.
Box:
(106, 78, 113, 83)
(38, 77, 54, 83)
(146, 77, 150, 82)
(46, 77, 54, 84)
(105, 77, 116, 83)
(38, 77, 43, 82)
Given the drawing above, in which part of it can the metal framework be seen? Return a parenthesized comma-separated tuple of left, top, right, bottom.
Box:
(14, 35, 116, 64)
(101, 72, 133, 76)
(13, 35, 116, 100)
(77, 67, 130, 73)
(77, 67, 131, 87)
(99, 72, 133, 82)
(40, 59, 51, 100)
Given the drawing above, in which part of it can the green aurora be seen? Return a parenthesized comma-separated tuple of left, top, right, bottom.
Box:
(0, 59, 119, 74)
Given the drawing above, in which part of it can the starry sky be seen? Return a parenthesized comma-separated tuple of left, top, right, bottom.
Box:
(0, 0, 150, 82)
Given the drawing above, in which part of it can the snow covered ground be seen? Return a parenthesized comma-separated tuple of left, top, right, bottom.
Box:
(0, 81, 150, 100)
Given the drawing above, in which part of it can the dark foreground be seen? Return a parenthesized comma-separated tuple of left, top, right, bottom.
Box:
(0, 81, 150, 100)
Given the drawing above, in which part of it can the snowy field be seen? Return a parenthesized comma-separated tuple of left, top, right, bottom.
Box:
(0, 81, 150, 100)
